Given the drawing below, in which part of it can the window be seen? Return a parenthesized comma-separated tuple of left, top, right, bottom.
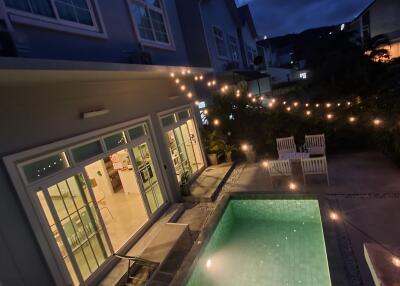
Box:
(300, 72, 307, 79)
(228, 35, 240, 62)
(213, 26, 227, 58)
(247, 45, 257, 67)
(4, 0, 95, 27)
(128, 0, 171, 45)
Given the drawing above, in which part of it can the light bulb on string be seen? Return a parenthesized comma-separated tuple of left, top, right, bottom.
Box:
(199, 75, 204, 80)
(271, 98, 276, 103)
(180, 85, 186, 91)
(170, 72, 175, 78)
(293, 102, 299, 107)
(326, 113, 334, 120)
(283, 101, 287, 105)
(187, 92, 193, 98)
(348, 116, 356, 123)
(194, 76, 199, 81)
(175, 78, 180, 84)
(212, 80, 216, 86)
(248, 93, 253, 98)
(305, 103, 309, 107)
(337, 103, 341, 107)
(315, 103, 320, 108)
(326, 103, 332, 108)
(306, 110, 311, 116)
(203, 109, 209, 115)
(286, 107, 291, 112)
(373, 118, 382, 126)
(213, 119, 220, 126)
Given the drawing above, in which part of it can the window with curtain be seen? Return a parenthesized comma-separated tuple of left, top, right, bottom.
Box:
(4, 0, 94, 26)
(128, 0, 170, 45)
(213, 26, 227, 58)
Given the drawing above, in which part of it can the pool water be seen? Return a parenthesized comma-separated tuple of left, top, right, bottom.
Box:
(186, 200, 331, 286)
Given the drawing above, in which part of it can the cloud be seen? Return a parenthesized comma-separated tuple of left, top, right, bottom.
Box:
(246, 0, 373, 37)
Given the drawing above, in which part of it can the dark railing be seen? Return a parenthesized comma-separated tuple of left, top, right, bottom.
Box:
(113, 253, 158, 285)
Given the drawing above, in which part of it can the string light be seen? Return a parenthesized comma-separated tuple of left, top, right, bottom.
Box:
(286, 107, 291, 112)
(349, 116, 356, 123)
(170, 72, 175, 78)
(175, 78, 180, 84)
(248, 93, 253, 98)
(315, 103, 320, 108)
(268, 102, 274, 108)
(262, 161, 269, 168)
(293, 102, 299, 107)
(329, 211, 339, 221)
(306, 110, 311, 116)
(180, 85, 186, 91)
(252, 98, 257, 103)
(187, 69, 192, 74)
(326, 113, 334, 120)
(392, 257, 400, 267)
(326, 103, 332, 108)
(347, 101, 351, 106)
(194, 76, 199, 81)
(203, 109, 209, 115)
(260, 96, 265, 101)
(236, 93, 241, 98)
(289, 182, 297, 191)
(337, 103, 341, 107)
(283, 101, 287, 105)
(199, 75, 204, 80)
(212, 80, 216, 86)
(305, 103, 309, 107)
(213, 119, 220, 126)
(373, 119, 382, 126)
(187, 92, 193, 98)
(271, 98, 276, 103)
(241, 144, 249, 152)
(195, 100, 200, 105)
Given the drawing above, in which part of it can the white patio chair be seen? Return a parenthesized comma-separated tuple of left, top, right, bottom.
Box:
(304, 134, 326, 156)
(267, 160, 293, 186)
(276, 136, 297, 159)
(301, 156, 330, 186)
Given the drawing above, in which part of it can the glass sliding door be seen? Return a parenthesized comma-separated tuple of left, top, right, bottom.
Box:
(164, 113, 204, 184)
(132, 142, 165, 214)
(37, 174, 110, 285)
(84, 149, 149, 251)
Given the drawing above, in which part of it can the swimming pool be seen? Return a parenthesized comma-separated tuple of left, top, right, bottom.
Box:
(186, 199, 332, 286)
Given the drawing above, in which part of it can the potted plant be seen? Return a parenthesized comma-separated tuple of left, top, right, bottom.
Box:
(180, 171, 191, 196)
(224, 144, 236, 162)
(203, 130, 225, 165)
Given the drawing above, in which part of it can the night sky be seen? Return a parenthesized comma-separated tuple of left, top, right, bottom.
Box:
(236, 0, 373, 38)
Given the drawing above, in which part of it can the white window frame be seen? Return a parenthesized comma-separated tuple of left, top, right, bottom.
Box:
(4, 0, 107, 39)
(3, 115, 170, 286)
(212, 25, 228, 60)
(126, 0, 175, 50)
(158, 104, 207, 188)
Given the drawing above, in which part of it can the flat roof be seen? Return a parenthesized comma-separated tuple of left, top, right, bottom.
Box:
(0, 57, 213, 86)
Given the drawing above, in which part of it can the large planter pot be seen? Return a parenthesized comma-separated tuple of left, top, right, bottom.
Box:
(225, 151, 232, 163)
(207, 153, 218, 165)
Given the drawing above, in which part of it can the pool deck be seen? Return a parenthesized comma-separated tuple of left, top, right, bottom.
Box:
(172, 151, 400, 286)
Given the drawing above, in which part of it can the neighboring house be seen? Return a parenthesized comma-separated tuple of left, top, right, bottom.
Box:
(350, 0, 400, 60)
(258, 26, 335, 85)
(0, 1, 211, 286)
(175, 0, 270, 102)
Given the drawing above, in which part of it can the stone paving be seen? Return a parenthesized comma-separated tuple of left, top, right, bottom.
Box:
(176, 151, 400, 286)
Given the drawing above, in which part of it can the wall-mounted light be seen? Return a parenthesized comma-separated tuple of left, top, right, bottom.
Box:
(82, 109, 110, 119)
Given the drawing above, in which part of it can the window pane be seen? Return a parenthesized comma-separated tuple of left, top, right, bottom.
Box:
(144, 0, 160, 8)
(129, 3, 155, 41)
(31, 0, 54, 17)
(128, 125, 146, 141)
(22, 152, 69, 183)
(4, 0, 31, 12)
(55, 0, 93, 26)
(71, 141, 103, 163)
(55, 2, 76, 22)
(104, 132, 127, 150)
(149, 10, 169, 43)
(177, 110, 190, 121)
(161, 115, 176, 127)
(47, 175, 109, 281)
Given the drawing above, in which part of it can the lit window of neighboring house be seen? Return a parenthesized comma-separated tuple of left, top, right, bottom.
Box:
(213, 26, 227, 58)
(4, 0, 95, 26)
(300, 72, 307, 79)
(128, 0, 172, 47)
(228, 35, 240, 63)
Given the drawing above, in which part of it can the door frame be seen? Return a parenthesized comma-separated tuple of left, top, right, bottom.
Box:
(3, 115, 170, 285)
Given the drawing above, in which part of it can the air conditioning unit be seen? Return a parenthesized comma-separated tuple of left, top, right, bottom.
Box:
(129, 50, 152, 65)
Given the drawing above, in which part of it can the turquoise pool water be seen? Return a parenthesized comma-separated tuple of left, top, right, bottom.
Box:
(186, 200, 331, 286)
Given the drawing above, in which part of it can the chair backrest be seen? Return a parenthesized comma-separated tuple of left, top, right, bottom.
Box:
(276, 136, 296, 154)
(301, 157, 328, 175)
(268, 160, 292, 177)
(305, 134, 325, 148)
